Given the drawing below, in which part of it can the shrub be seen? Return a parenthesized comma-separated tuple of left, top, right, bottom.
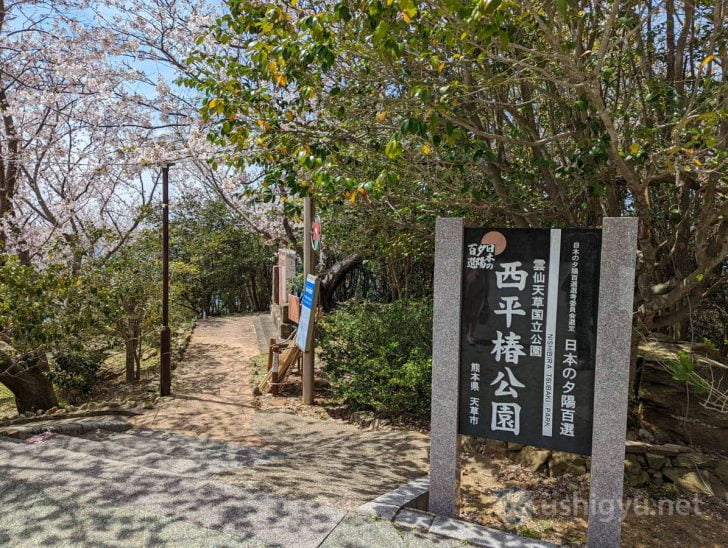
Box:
(48, 350, 104, 403)
(318, 299, 432, 419)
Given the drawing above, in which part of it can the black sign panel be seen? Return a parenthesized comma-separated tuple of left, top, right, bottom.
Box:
(458, 228, 601, 455)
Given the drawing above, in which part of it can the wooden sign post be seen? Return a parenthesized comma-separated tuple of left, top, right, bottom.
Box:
(302, 195, 315, 404)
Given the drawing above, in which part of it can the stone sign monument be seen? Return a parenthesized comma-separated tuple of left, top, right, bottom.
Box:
(429, 217, 638, 548)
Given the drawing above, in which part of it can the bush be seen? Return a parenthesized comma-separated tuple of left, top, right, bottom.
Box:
(48, 350, 104, 403)
(318, 299, 432, 419)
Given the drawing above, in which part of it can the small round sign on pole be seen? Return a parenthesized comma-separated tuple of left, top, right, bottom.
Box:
(311, 214, 322, 251)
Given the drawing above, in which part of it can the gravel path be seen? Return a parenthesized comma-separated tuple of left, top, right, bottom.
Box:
(230, 410, 429, 509)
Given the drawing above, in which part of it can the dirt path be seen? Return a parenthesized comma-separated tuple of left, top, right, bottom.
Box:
(130, 314, 430, 509)
(226, 411, 429, 509)
(131, 316, 261, 445)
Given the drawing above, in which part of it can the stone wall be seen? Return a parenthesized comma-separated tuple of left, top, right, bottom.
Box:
(636, 342, 728, 453)
(0, 399, 149, 439)
(464, 437, 728, 500)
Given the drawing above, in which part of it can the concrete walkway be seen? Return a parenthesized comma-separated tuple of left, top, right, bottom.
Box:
(0, 427, 460, 547)
(0, 433, 342, 547)
(133, 315, 432, 511)
(1, 315, 462, 547)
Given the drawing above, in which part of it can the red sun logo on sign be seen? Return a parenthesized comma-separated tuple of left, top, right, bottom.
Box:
(481, 231, 507, 255)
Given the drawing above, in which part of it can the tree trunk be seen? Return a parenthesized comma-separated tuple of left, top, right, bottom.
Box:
(0, 357, 58, 413)
(319, 254, 363, 311)
(249, 275, 261, 311)
(134, 325, 143, 381)
(125, 337, 136, 383)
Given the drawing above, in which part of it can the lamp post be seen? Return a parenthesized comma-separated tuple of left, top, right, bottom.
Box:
(160, 164, 172, 397)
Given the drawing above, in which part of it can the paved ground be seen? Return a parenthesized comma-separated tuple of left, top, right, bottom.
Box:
(1, 315, 454, 547)
(0, 434, 343, 547)
(132, 315, 431, 511)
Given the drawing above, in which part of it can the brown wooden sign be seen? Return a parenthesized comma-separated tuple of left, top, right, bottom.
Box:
(288, 294, 301, 324)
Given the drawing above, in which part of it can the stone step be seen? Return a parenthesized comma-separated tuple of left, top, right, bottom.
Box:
(37, 433, 275, 479)
(0, 417, 132, 439)
(0, 436, 345, 547)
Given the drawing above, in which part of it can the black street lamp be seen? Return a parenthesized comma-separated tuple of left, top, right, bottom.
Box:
(160, 164, 172, 396)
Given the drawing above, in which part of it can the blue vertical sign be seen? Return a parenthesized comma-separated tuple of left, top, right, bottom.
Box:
(296, 275, 319, 351)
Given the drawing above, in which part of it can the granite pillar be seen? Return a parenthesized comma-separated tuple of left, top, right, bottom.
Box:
(587, 217, 638, 547)
(429, 217, 465, 517)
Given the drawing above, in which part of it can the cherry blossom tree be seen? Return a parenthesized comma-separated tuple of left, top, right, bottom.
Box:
(98, 0, 292, 244)
(0, 0, 168, 409)
(0, 0, 291, 412)
(0, 0, 165, 262)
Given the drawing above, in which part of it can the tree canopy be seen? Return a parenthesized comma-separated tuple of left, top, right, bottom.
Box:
(0, 0, 725, 413)
(188, 0, 726, 337)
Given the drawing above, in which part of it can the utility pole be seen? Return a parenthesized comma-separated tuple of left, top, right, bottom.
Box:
(160, 165, 172, 397)
(302, 195, 315, 404)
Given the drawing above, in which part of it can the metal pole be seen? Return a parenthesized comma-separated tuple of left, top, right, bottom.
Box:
(160, 165, 172, 397)
(302, 195, 314, 404)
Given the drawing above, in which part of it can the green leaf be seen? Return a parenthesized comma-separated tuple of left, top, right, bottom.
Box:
(499, 29, 509, 49)
(334, 2, 351, 22)
(385, 139, 403, 159)
(400, 117, 426, 136)
(486, 0, 502, 13)
(372, 20, 389, 44)
(398, 0, 418, 18)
